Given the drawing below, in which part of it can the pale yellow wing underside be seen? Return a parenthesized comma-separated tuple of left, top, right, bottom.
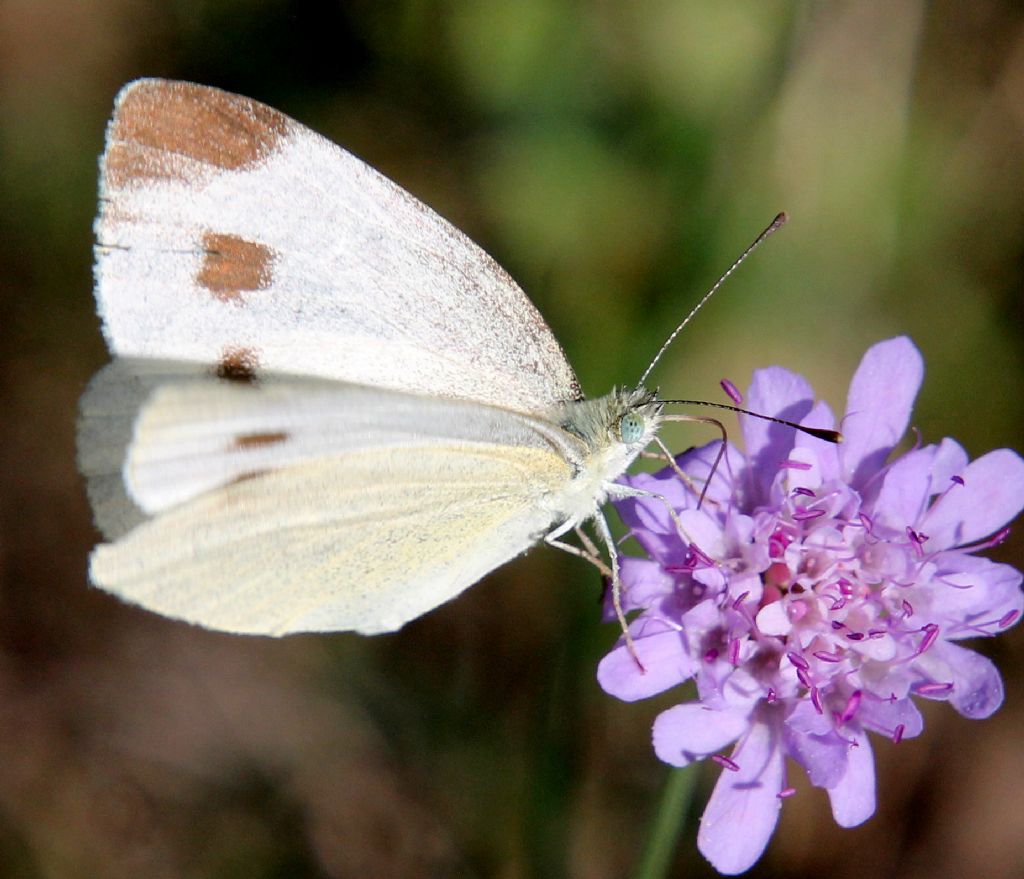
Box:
(89, 443, 571, 635)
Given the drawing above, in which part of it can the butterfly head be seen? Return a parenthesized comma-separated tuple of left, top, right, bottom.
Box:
(557, 386, 663, 467)
(616, 386, 663, 447)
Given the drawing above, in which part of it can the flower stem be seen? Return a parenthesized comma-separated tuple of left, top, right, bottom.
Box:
(634, 765, 698, 879)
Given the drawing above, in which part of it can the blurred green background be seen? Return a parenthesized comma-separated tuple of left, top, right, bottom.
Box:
(1, 2, 1023, 877)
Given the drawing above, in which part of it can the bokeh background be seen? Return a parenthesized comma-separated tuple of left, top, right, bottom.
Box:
(2, 2, 1023, 877)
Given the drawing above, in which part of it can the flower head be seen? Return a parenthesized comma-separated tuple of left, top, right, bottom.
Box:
(599, 337, 1024, 875)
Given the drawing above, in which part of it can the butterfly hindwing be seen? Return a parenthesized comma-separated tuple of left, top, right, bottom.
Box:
(89, 438, 572, 635)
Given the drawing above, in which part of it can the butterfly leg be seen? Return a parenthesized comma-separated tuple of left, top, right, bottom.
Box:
(590, 508, 646, 669)
(657, 416, 732, 508)
(651, 436, 700, 491)
(546, 513, 645, 669)
(544, 530, 612, 579)
(605, 483, 699, 550)
(547, 485, 704, 673)
(543, 519, 639, 663)
(637, 442, 705, 497)
(574, 524, 602, 561)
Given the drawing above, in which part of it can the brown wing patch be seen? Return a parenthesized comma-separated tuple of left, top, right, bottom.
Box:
(197, 232, 275, 303)
(103, 79, 291, 189)
(233, 431, 288, 449)
(229, 470, 269, 486)
(216, 347, 261, 383)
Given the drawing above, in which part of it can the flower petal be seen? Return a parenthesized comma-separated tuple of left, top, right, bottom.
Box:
(795, 400, 840, 482)
(913, 639, 1004, 718)
(827, 729, 876, 827)
(597, 626, 696, 701)
(611, 557, 674, 615)
(919, 448, 1024, 550)
(755, 600, 791, 636)
(777, 445, 824, 497)
(673, 441, 744, 506)
(652, 704, 749, 766)
(930, 437, 972, 487)
(727, 570, 764, 609)
(742, 367, 815, 505)
(874, 444, 943, 530)
(857, 693, 924, 740)
(783, 701, 847, 788)
(698, 720, 785, 875)
(840, 337, 923, 489)
(924, 554, 1023, 640)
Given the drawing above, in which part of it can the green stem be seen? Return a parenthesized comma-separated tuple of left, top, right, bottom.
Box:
(634, 765, 699, 879)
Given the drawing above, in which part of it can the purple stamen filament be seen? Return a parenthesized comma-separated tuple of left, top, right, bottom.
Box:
(793, 507, 827, 521)
(840, 690, 862, 723)
(688, 543, 715, 567)
(713, 755, 740, 772)
(780, 459, 813, 471)
(720, 378, 742, 404)
(916, 623, 939, 655)
(810, 686, 823, 714)
(999, 609, 1020, 628)
(958, 527, 1011, 553)
(787, 652, 809, 671)
(916, 682, 954, 696)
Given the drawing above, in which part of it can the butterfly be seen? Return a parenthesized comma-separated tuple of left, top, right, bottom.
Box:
(79, 79, 816, 638)
(75, 76, 679, 635)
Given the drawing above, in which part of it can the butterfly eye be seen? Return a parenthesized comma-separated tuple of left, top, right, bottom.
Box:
(619, 412, 645, 444)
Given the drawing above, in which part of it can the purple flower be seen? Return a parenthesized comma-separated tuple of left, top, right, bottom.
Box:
(599, 337, 1024, 875)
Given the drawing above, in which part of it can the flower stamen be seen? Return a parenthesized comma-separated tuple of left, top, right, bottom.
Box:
(915, 623, 940, 655)
(915, 682, 954, 696)
(780, 459, 812, 471)
(840, 689, 862, 723)
(713, 755, 740, 772)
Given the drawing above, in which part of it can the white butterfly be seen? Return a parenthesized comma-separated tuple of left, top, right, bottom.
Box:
(78, 79, 799, 637)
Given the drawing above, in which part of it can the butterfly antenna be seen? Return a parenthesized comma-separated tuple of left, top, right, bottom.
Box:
(638, 212, 789, 388)
(661, 398, 842, 444)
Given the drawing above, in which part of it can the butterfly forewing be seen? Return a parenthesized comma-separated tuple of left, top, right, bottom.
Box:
(95, 79, 582, 415)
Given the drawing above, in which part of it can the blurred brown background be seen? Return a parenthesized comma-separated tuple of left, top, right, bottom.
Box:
(1, 2, 1023, 877)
